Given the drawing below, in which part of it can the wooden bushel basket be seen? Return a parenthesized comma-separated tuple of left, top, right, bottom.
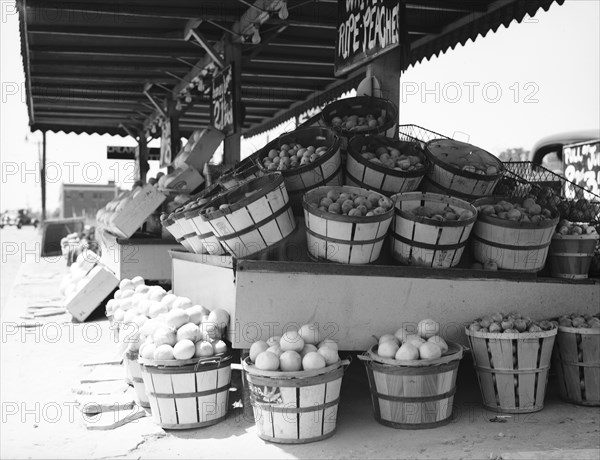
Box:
(303, 186, 394, 264)
(390, 192, 477, 268)
(471, 197, 559, 271)
(139, 354, 232, 430)
(346, 136, 430, 197)
(257, 127, 343, 215)
(186, 207, 227, 256)
(552, 325, 600, 406)
(466, 327, 557, 413)
(201, 174, 296, 259)
(548, 233, 599, 279)
(359, 343, 465, 429)
(320, 96, 398, 150)
(242, 358, 349, 444)
(423, 139, 504, 200)
(125, 350, 150, 408)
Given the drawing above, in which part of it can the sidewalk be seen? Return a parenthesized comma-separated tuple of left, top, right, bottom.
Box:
(1, 229, 599, 459)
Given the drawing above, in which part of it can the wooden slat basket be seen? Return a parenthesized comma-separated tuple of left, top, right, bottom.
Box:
(390, 192, 477, 268)
(346, 136, 429, 197)
(139, 353, 233, 430)
(320, 96, 398, 150)
(186, 205, 228, 256)
(257, 127, 343, 215)
(200, 174, 296, 259)
(466, 327, 557, 413)
(242, 358, 349, 444)
(218, 154, 263, 190)
(548, 233, 600, 279)
(552, 325, 600, 406)
(422, 139, 504, 200)
(359, 342, 465, 429)
(303, 186, 394, 264)
(471, 197, 559, 271)
(124, 350, 150, 408)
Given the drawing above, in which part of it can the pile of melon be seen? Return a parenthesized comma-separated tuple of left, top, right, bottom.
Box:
(375, 319, 449, 361)
(248, 323, 340, 372)
(106, 277, 230, 361)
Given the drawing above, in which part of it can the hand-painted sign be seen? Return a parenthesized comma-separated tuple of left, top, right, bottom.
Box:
(160, 119, 172, 168)
(211, 64, 235, 136)
(335, 0, 401, 76)
(563, 140, 600, 199)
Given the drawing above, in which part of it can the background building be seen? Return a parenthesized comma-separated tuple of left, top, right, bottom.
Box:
(60, 182, 119, 224)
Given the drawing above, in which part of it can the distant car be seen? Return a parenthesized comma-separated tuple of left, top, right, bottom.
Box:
(0, 210, 39, 229)
(529, 129, 600, 172)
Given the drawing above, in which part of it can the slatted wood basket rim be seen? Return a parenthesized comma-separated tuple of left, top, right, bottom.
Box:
(359, 342, 466, 368)
(200, 173, 286, 221)
(256, 127, 341, 176)
(138, 352, 232, 369)
(320, 96, 398, 138)
(472, 196, 560, 230)
(347, 135, 430, 178)
(392, 192, 478, 227)
(419, 176, 484, 202)
(303, 185, 395, 223)
(424, 138, 505, 181)
(242, 357, 350, 381)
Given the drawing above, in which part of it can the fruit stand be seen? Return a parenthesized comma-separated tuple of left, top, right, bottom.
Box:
(15, 0, 600, 450)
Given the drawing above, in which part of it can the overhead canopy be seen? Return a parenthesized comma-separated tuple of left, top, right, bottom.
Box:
(18, 0, 563, 138)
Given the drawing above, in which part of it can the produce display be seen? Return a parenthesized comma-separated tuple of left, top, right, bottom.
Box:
(330, 112, 387, 132)
(406, 203, 474, 223)
(427, 139, 500, 176)
(556, 313, 600, 328)
(59, 252, 101, 298)
(248, 323, 340, 371)
(358, 144, 426, 172)
(106, 276, 230, 361)
(555, 219, 598, 235)
(306, 189, 394, 217)
(373, 319, 450, 361)
(261, 143, 329, 171)
(476, 197, 554, 224)
(468, 311, 557, 334)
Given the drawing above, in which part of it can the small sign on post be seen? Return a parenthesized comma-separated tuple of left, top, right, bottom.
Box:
(562, 139, 600, 199)
(160, 119, 172, 168)
(211, 64, 235, 136)
(335, 0, 401, 76)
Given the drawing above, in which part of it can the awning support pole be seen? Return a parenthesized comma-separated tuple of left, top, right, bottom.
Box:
(41, 131, 47, 222)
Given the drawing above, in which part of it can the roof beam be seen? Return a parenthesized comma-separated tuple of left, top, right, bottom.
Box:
(25, 1, 244, 21)
(27, 25, 187, 41)
(30, 46, 200, 60)
(406, 1, 489, 13)
(33, 74, 179, 85)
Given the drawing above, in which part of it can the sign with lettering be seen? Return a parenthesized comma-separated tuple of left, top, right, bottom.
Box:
(160, 119, 172, 168)
(211, 64, 235, 136)
(562, 140, 600, 200)
(335, 0, 401, 76)
(107, 146, 160, 161)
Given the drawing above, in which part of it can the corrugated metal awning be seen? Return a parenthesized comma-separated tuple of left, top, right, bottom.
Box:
(17, 0, 564, 138)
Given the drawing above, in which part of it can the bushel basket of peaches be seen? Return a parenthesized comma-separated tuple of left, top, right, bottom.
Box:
(242, 323, 349, 444)
(358, 319, 466, 429)
(466, 312, 558, 413)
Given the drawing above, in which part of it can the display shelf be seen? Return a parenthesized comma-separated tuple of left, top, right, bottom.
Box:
(170, 246, 600, 352)
(97, 229, 179, 282)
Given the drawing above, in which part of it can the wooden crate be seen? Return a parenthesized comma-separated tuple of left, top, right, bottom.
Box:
(64, 265, 119, 322)
(390, 192, 477, 268)
(360, 343, 464, 429)
(466, 328, 557, 413)
(553, 325, 600, 406)
(139, 354, 232, 429)
(243, 358, 347, 444)
(303, 185, 394, 264)
(108, 185, 166, 239)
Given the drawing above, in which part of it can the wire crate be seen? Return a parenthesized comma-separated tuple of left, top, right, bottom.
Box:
(496, 162, 600, 224)
(397, 124, 451, 146)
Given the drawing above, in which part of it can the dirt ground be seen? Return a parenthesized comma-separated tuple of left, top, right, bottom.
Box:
(1, 227, 599, 459)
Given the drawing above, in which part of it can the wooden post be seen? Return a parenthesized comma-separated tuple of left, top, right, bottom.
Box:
(41, 131, 47, 222)
(167, 100, 180, 174)
(223, 37, 241, 166)
(138, 134, 149, 182)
